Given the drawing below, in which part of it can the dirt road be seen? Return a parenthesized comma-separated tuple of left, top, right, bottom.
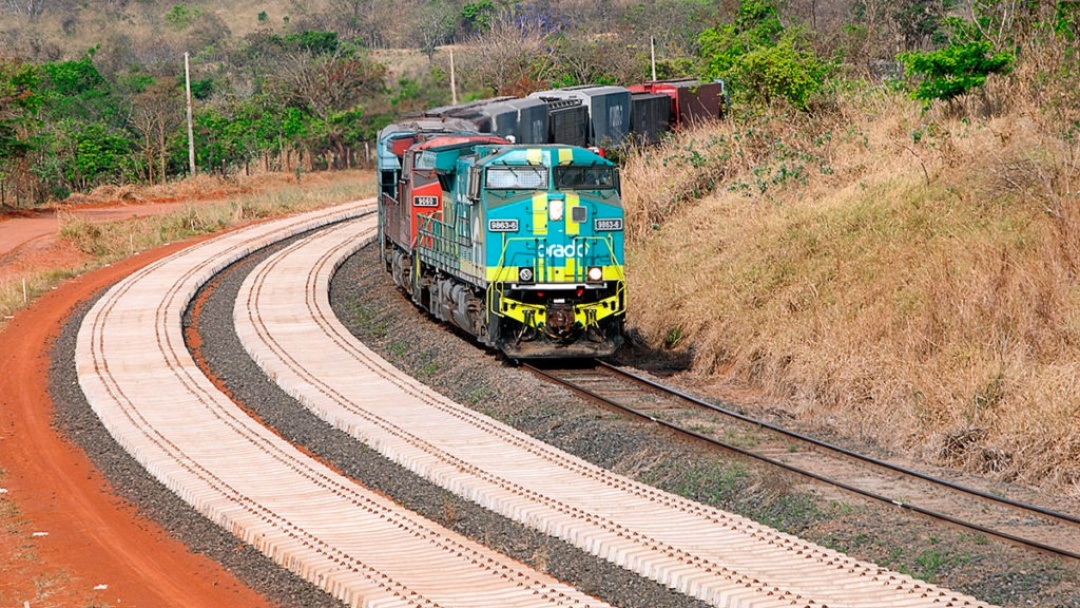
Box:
(0, 208, 273, 607)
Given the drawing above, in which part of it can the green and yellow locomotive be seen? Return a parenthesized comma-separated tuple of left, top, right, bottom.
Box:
(377, 121, 626, 358)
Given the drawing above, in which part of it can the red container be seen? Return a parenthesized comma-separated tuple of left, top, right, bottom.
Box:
(627, 79, 727, 127)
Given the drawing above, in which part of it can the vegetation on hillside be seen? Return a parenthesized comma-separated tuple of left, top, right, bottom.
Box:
(622, 1, 1080, 491)
(0, 0, 1008, 205)
(4, 0, 1080, 491)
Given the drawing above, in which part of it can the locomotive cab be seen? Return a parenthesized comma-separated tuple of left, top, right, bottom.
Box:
(466, 145, 626, 358)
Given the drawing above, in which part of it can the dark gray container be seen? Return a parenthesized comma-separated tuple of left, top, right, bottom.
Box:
(630, 92, 671, 146)
(486, 98, 550, 143)
(540, 98, 589, 147)
(530, 86, 632, 148)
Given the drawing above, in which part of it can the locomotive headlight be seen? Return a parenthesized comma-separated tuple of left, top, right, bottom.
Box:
(587, 266, 603, 282)
(549, 199, 565, 222)
(518, 267, 535, 282)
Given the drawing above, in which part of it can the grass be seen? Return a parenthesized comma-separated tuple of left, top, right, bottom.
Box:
(0, 268, 84, 323)
(0, 170, 374, 333)
(621, 51, 1080, 493)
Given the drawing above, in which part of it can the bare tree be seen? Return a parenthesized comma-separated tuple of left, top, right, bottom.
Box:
(463, 10, 558, 96)
(327, 0, 390, 47)
(1, 0, 49, 20)
(270, 49, 386, 167)
(129, 80, 184, 185)
(275, 50, 385, 121)
(553, 34, 644, 86)
(412, 1, 458, 62)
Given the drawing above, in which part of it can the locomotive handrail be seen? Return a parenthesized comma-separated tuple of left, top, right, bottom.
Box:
(417, 213, 462, 272)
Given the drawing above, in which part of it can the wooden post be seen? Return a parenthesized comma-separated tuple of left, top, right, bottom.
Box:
(650, 36, 657, 81)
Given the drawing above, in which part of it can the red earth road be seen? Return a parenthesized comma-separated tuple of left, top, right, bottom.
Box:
(0, 238, 273, 607)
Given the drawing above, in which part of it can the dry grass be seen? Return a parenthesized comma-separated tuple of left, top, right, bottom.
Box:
(57, 171, 374, 259)
(623, 57, 1080, 492)
(0, 171, 374, 332)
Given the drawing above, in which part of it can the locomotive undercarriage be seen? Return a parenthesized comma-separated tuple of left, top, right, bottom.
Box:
(385, 240, 623, 358)
(492, 287, 624, 359)
(388, 244, 490, 343)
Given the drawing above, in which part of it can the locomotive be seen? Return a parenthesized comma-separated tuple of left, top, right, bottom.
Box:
(377, 117, 627, 359)
(374, 80, 724, 358)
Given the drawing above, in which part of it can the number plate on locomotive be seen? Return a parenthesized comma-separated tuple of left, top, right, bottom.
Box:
(594, 218, 623, 231)
(413, 195, 439, 207)
(489, 219, 519, 232)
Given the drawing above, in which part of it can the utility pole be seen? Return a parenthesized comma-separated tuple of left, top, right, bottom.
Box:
(184, 52, 196, 176)
(650, 36, 658, 82)
(450, 47, 458, 105)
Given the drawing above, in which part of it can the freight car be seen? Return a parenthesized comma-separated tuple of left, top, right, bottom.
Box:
(419, 79, 726, 152)
(377, 122, 627, 359)
(627, 78, 729, 127)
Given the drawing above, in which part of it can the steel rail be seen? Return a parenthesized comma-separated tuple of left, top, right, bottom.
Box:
(524, 361, 1080, 562)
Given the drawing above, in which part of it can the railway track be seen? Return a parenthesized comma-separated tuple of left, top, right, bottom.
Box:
(76, 203, 615, 607)
(525, 361, 1080, 562)
(231, 205, 995, 607)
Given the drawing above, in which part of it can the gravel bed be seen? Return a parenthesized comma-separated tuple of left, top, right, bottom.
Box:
(184, 235, 711, 607)
(330, 243, 1080, 608)
(48, 229, 1080, 608)
(50, 247, 341, 608)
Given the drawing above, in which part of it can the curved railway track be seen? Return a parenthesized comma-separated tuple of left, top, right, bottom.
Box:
(229, 205, 994, 606)
(76, 202, 614, 607)
(525, 362, 1080, 562)
(71, 201, 1001, 606)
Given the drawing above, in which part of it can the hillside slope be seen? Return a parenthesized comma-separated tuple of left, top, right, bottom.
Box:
(623, 79, 1080, 493)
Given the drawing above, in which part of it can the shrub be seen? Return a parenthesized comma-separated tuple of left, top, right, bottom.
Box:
(899, 40, 1014, 108)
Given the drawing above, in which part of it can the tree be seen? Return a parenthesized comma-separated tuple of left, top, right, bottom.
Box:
(621, 0, 732, 52)
(698, 0, 831, 110)
(0, 57, 42, 205)
(129, 79, 184, 184)
(326, 0, 390, 48)
(549, 35, 642, 88)
(265, 50, 386, 169)
(460, 0, 497, 35)
(899, 39, 1014, 108)
(273, 50, 385, 122)
(412, 1, 458, 62)
(0, 58, 40, 162)
(463, 8, 559, 96)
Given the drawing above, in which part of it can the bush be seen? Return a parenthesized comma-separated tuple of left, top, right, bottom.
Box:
(698, 0, 831, 111)
(899, 40, 1014, 108)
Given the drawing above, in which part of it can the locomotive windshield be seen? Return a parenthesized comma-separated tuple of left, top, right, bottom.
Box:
(486, 166, 547, 190)
(554, 166, 615, 190)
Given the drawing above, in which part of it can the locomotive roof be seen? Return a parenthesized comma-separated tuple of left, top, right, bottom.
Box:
(478, 144, 614, 167)
(414, 134, 509, 151)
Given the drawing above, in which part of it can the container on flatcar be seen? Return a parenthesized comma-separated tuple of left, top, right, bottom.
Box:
(479, 98, 550, 144)
(542, 98, 589, 147)
(627, 78, 728, 127)
(629, 92, 672, 146)
(423, 97, 515, 119)
(530, 86, 632, 149)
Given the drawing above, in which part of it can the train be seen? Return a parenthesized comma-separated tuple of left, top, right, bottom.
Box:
(375, 80, 726, 359)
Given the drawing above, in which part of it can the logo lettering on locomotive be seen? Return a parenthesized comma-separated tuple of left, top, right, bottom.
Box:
(539, 242, 588, 258)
